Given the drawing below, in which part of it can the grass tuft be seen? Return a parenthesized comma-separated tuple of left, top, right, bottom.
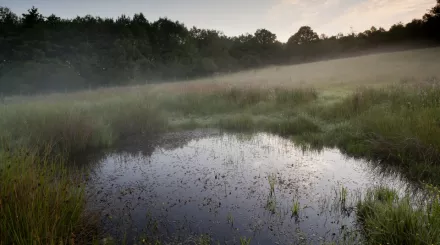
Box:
(291, 200, 300, 216)
(0, 148, 95, 245)
(357, 187, 440, 245)
(239, 236, 251, 245)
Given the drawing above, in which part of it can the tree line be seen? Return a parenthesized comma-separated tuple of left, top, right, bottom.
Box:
(0, 1, 439, 95)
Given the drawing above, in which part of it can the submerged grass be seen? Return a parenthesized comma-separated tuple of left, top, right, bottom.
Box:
(340, 186, 348, 204)
(265, 195, 277, 214)
(268, 173, 277, 196)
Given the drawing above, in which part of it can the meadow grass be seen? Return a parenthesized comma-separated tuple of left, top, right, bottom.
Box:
(0, 95, 166, 157)
(2, 48, 440, 244)
(157, 86, 317, 116)
(3, 81, 440, 244)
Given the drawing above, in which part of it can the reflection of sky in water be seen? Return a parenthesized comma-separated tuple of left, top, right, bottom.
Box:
(86, 131, 413, 245)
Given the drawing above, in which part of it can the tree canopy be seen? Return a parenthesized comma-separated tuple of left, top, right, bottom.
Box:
(0, 1, 439, 95)
(287, 26, 319, 45)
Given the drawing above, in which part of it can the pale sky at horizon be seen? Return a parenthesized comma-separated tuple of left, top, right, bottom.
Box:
(2, 0, 435, 42)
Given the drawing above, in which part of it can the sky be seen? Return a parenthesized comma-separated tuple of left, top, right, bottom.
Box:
(2, 0, 435, 42)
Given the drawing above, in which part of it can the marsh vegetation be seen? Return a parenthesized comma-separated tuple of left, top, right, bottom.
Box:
(1, 45, 440, 245)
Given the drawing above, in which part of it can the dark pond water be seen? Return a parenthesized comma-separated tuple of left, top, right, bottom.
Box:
(84, 130, 412, 244)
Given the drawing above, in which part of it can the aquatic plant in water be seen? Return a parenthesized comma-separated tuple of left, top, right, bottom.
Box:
(239, 236, 251, 245)
(291, 200, 300, 216)
(227, 212, 234, 226)
(266, 196, 277, 214)
(340, 186, 348, 204)
(268, 173, 277, 196)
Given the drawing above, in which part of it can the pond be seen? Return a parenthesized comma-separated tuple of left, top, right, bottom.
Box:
(84, 130, 413, 244)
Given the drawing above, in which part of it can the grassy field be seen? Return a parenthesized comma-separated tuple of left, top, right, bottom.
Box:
(2, 47, 440, 244)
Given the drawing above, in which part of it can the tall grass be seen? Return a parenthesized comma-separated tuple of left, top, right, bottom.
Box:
(307, 81, 440, 184)
(357, 186, 440, 245)
(0, 148, 94, 245)
(157, 87, 318, 116)
(0, 95, 166, 156)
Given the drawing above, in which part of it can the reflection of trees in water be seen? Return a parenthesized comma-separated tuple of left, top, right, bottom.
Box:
(155, 129, 220, 151)
(291, 137, 423, 195)
(111, 133, 159, 157)
(73, 129, 422, 196)
(73, 130, 221, 166)
(69, 148, 109, 170)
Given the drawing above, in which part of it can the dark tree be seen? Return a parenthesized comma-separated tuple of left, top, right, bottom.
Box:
(22, 6, 44, 27)
(254, 29, 277, 45)
(287, 26, 319, 45)
(0, 7, 18, 24)
(0, 1, 440, 95)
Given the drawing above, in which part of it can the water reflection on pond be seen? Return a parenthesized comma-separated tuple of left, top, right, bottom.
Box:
(85, 130, 412, 244)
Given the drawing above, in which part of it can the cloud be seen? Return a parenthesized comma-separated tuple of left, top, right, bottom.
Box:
(266, 0, 347, 40)
(323, 0, 433, 34)
(266, 0, 434, 41)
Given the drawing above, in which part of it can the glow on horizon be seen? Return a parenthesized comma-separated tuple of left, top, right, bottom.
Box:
(4, 0, 435, 42)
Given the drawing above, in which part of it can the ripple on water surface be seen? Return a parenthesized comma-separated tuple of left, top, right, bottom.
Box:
(85, 130, 411, 244)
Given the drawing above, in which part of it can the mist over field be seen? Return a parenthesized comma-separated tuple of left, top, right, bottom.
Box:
(1, 1, 440, 245)
(0, 1, 440, 96)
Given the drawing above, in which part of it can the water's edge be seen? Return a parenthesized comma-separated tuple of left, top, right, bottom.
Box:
(83, 130, 415, 244)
